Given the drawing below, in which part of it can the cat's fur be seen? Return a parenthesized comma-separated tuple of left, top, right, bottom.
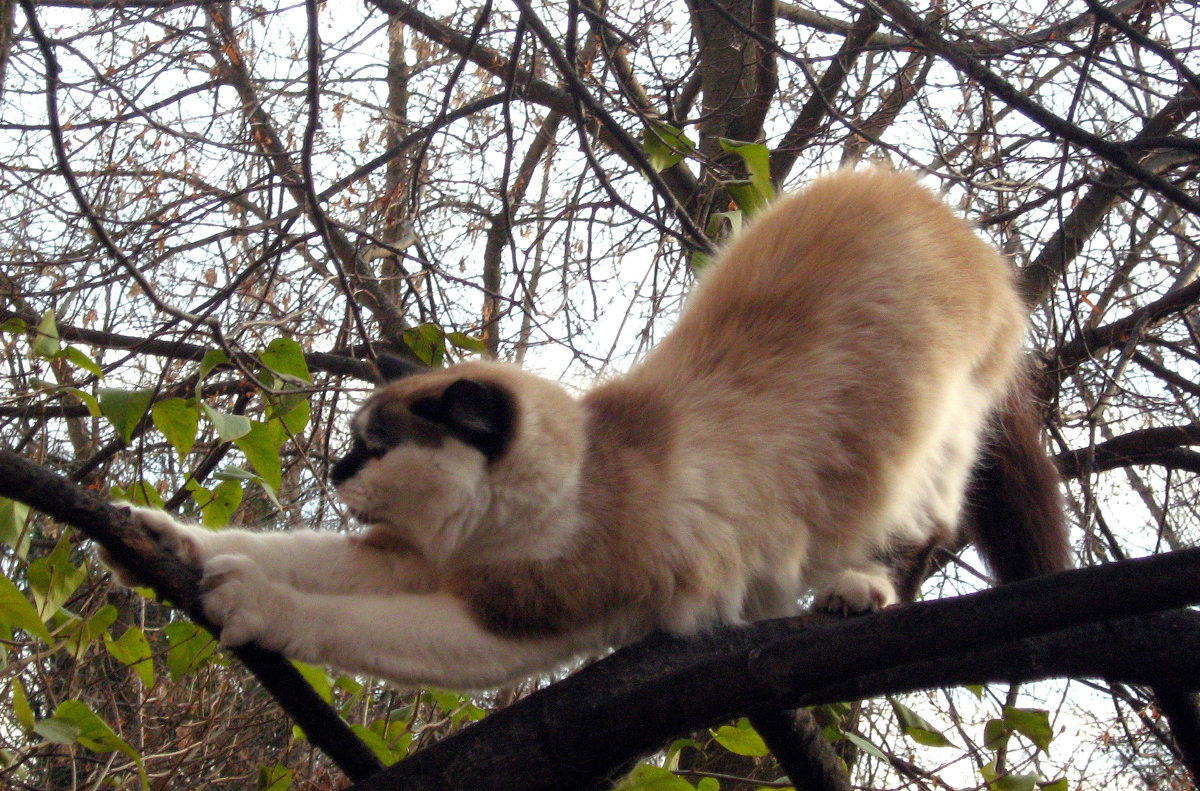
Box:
(110, 168, 1069, 690)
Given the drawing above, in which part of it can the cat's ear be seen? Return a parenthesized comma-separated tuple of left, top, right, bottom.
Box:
(376, 354, 427, 383)
(412, 379, 515, 460)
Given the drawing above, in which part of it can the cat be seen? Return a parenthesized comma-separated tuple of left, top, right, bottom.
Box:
(108, 168, 1069, 690)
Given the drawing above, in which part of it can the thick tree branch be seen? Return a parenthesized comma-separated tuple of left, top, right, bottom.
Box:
(351, 550, 1200, 790)
(1056, 424, 1200, 477)
(0, 449, 383, 783)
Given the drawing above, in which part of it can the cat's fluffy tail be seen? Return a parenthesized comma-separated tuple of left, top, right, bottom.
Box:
(965, 375, 1071, 583)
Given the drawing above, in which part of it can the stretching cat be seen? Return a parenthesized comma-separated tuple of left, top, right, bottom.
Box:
(108, 168, 1069, 689)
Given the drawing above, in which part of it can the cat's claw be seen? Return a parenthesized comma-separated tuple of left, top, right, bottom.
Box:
(101, 505, 204, 586)
(815, 569, 897, 616)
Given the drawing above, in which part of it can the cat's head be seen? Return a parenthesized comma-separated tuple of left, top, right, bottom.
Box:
(331, 357, 585, 566)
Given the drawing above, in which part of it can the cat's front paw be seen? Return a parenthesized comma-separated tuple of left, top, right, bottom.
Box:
(815, 569, 897, 616)
(200, 554, 294, 653)
(100, 505, 205, 587)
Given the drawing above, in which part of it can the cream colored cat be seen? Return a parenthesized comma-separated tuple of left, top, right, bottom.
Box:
(111, 168, 1069, 689)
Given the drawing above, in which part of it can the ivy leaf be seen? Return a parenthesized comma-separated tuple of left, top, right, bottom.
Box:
(152, 397, 198, 460)
(643, 121, 695, 173)
(99, 388, 155, 444)
(106, 625, 155, 688)
(713, 718, 769, 757)
(889, 698, 956, 748)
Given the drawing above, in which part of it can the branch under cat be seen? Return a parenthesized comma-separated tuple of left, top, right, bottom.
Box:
(0, 448, 385, 783)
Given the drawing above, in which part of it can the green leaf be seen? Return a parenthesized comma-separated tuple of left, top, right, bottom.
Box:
(984, 718, 1011, 750)
(34, 715, 81, 744)
(713, 718, 769, 757)
(725, 179, 772, 217)
(718, 138, 774, 201)
(165, 621, 217, 679)
(841, 731, 888, 762)
(106, 626, 155, 688)
(403, 323, 446, 367)
(1004, 707, 1054, 753)
(696, 779, 720, 791)
(0, 496, 32, 559)
(33, 309, 60, 357)
(259, 338, 311, 384)
(50, 700, 146, 787)
(643, 121, 695, 173)
(62, 603, 118, 658)
(0, 316, 26, 334)
(966, 684, 985, 699)
(235, 420, 283, 492)
(197, 348, 229, 384)
(120, 479, 164, 509)
(152, 397, 198, 460)
(446, 331, 488, 356)
(706, 210, 742, 239)
(58, 345, 103, 378)
(189, 479, 243, 527)
(1040, 779, 1068, 791)
(990, 773, 1038, 791)
(690, 251, 713, 271)
(63, 387, 101, 417)
(201, 402, 252, 443)
(27, 532, 85, 620)
(351, 723, 402, 766)
(99, 388, 155, 444)
(291, 660, 333, 704)
(889, 698, 956, 748)
(12, 678, 34, 732)
(0, 573, 51, 642)
(617, 764, 696, 791)
(258, 764, 292, 791)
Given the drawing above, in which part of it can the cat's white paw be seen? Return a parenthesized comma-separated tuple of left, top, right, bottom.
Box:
(200, 554, 294, 652)
(815, 569, 897, 616)
(101, 505, 205, 586)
